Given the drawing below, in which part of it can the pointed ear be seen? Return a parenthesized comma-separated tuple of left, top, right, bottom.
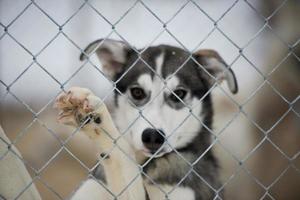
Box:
(193, 49, 238, 94)
(80, 39, 130, 79)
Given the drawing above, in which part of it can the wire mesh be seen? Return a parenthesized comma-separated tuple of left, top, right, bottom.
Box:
(0, 0, 299, 199)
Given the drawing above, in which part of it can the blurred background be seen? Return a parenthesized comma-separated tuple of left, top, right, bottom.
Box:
(0, 0, 299, 199)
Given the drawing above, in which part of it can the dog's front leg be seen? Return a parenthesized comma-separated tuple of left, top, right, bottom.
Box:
(54, 87, 145, 200)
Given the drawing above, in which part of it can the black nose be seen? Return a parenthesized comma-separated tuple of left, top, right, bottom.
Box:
(142, 128, 165, 153)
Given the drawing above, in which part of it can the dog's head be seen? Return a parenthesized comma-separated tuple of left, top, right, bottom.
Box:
(80, 39, 238, 158)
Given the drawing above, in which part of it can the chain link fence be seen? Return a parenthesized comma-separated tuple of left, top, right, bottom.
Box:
(0, 0, 299, 199)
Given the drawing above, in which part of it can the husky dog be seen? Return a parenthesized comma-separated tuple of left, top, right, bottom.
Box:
(54, 39, 238, 200)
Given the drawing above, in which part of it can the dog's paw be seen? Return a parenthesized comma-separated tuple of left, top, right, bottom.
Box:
(54, 87, 104, 131)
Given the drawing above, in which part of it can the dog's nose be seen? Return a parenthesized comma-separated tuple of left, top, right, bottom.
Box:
(142, 128, 165, 153)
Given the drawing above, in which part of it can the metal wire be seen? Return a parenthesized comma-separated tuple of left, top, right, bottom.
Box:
(0, 0, 299, 199)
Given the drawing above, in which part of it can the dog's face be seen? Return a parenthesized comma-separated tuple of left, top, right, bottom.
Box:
(80, 39, 238, 158)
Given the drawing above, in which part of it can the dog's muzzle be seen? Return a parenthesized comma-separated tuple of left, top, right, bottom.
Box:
(141, 128, 165, 154)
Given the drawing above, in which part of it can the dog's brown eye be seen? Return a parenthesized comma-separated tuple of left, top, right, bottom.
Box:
(130, 87, 146, 100)
(170, 89, 187, 102)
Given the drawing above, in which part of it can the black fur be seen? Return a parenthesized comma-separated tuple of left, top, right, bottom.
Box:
(112, 45, 223, 199)
(83, 41, 239, 199)
(141, 93, 222, 200)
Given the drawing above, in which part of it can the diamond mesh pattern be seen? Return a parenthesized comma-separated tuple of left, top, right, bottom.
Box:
(0, 0, 299, 199)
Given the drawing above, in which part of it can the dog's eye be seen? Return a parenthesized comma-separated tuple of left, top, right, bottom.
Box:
(130, 87, 146, 100)
(170, 89, 187, 102)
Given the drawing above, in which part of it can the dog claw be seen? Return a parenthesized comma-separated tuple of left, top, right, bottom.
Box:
(54, 87, 103, 129)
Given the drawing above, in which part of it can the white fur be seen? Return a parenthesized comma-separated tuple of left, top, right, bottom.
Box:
(137, 74, 152, 92)
(0, 126, 42, 200)
(55, 87, 146, 200)
(71, 180, 196, 200)
(145, 183, 195, 200)
(71, 179, 112, 200)
(165, 76, 179, 90)
(114, 74, 203, 156)
(67, 50, 205, 199)
(155, 51, 165, 76)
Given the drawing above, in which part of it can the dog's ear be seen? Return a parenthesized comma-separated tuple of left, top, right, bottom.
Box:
(80, 39, 130, 79)
(193, 49, 238, 94)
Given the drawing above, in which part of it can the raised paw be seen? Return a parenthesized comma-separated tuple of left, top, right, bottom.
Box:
(54, 87, 103, 128)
